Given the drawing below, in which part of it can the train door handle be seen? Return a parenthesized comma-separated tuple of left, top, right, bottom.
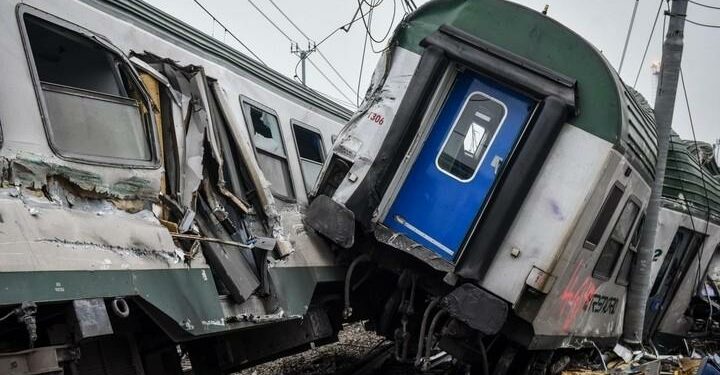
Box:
(491, 155, 503, 175)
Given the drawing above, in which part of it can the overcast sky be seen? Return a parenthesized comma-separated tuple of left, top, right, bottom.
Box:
(143, 0, 719, 143)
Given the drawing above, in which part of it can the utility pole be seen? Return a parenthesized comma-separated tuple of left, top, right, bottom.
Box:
(292, 41, 316, 85)
(623, 0, 688, 344)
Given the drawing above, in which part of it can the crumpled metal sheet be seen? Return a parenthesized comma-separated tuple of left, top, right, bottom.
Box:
(0, 188, 187, 272)
(210, 83, 293, 257)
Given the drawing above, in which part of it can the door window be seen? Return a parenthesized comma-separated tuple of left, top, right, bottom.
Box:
(436, 92, 507, 182)
(593, 198, 640, 280)
(585, 184, 625, 249)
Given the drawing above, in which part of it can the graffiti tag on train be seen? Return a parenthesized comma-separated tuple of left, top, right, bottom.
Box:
(583, 294, 618, 315)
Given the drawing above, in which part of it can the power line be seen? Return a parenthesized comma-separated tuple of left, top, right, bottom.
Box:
(619, 0, 640, 74)
(686, 18, 720, 28)
(266, 0, 358, 97)
(357, 0, 398, 53)
(247, 0, 294, 42)
(679, 67, 712, 295)
(689, 0, 720, 10)
(357, 8, 371, 106)
(633, 0, 664, 87)
(308, 57, 356, 105)
(192, 0, 266, 65)
(246, 0, 356, 101)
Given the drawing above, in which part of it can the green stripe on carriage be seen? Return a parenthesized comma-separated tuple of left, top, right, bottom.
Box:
(0, 268, 225, 335)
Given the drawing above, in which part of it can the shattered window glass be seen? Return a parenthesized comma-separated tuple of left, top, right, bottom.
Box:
(593, 199, 640, 280)
(244, 104, 285, 157)
(293, 123, 325, 194)
(437, 92, 505, 181)
(241, 100, 294, 199)
(24, 14, 153, 164)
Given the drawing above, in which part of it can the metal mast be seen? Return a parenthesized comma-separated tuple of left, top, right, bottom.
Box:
(292, 41, 317, 85)
(623, 0, 688, 344)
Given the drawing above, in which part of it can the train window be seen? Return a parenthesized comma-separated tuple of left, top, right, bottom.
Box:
(593, 198, 640, 280)
(584, 184, 625, 249)
(436, 92, 507, 182)
(292, 122, 325, 194)
(616, 215, 644, 286)
(21, 13, 155, 166)
(241, 99, 294, 200)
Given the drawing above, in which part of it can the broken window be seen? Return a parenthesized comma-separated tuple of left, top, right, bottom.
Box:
(22, 13, 155, 165)
(241, 100, 294, 199)
(593, 198, 640, 280)
(437, 92, 506, 182)
(584, 184, 625, 250)
(293, 122, 325, 194)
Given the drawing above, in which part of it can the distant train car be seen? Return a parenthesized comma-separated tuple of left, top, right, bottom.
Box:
(647, 136, 720, 349)
(307, 0, 720, 371)
(0, 0, 351, 374)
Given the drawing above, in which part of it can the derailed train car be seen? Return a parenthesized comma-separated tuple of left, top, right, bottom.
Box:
(0, 0, 353, 374)
(307, 0, 720, 371)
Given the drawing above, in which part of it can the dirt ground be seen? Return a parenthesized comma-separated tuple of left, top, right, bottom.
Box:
(235, 322, 386, 375)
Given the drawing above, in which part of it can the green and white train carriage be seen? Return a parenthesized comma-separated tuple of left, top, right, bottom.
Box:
(307, 0, 720, 367)
(0, 0, 352, 373)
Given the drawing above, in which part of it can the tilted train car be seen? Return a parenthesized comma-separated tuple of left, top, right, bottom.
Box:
(647, 135, 720, 349)
(307, 0, 720, 371)
(0, 0, 352, 374)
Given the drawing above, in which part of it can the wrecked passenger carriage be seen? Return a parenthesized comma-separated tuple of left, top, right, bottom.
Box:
(307, 0, 720, 371)
(0, 0, 353, 374)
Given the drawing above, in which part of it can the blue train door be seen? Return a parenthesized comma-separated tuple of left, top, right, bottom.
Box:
(383, 70, 534, 261)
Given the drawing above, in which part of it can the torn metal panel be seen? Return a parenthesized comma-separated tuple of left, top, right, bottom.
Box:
(211, 82, 293, 257)
(0, 188, 189, 272)
(6, 153, 159, 201)
(195, 195, 259, 302)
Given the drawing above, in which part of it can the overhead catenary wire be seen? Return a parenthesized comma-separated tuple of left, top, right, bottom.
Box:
(246, 0, 357, 104)
(619, 0, 640, 74)
(308, 57, 356, 105)
(679, 67, 712, 293)
(192, 0, 267, 65)
(685, 18, 720, 28)
(357, 9, 371, 106)
(265, 0, 358, 98)
(633, 0, 665, 87)
(689, 0, 720, 10)
(357, 0, 398, 53)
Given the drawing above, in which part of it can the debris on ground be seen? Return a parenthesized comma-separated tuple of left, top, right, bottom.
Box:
(235, 321, 385, 375)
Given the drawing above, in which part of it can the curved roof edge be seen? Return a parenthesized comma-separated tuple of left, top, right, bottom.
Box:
(87, 0, 353, 122)
(393, 0, 625, 143)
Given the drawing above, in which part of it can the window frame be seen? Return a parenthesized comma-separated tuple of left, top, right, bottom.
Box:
(290, 120, 326, 196)
(584, 182, 626, 250)
(16, 5, 160, 168)
(615, 214, 644, 287)
(239, 95, 295, 201)
(434, 90, 508, 183)
(591, 195, 642, 281)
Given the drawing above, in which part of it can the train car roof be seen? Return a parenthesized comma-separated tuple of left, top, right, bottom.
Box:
(82, 0, 353, 123)
(664, 134, 720, 224)
(628, 88, 720, 224)
(393, 0, 644, 147)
